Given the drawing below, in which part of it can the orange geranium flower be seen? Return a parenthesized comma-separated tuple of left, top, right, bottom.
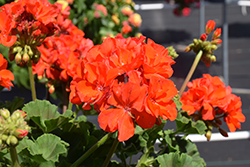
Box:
(145, 76, 178, 121)
(98, 82, 155, 141)
(75, 61, 122, 104)
(181, 74, 228, 120)
(181, 74, 245, 132)
(143, 39, 175, 79)
(223, 94, 245, 132)
(0, 54, 14, 90)
(69, 34, 177, 141)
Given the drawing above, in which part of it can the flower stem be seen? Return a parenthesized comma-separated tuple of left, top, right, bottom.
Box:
(68, 102, 73, 111)
(179, 50, 203, 97)
(70, 133, 113, 167)
(102, 138, 119, 167)
(9, 146, 20, 167)
(28, 60, 36, 101)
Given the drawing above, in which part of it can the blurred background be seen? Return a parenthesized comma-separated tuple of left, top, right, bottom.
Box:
(134, 0, 250, 166)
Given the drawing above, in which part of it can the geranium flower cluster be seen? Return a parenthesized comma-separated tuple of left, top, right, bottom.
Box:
(166, 0, 199, 17)
(181, 74, 245, 134)
(185, 20, 222, 67)
(70, 34, 178, 141)
(32, 2, 94, 93)
(0, 54, 14, 90)
(0, 0, 59, 66)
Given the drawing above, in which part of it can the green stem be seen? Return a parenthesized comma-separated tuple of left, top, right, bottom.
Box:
(179, 50, 203, 97)
(28, 60, 36, 101)
(68, 102, 73, 111)
(9, 146, 20, 167)
(102, 138, 119, 167)
(70, 133, 113, 167)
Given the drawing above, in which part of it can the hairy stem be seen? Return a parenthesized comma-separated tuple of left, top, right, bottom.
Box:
(9, 146, 20, 167)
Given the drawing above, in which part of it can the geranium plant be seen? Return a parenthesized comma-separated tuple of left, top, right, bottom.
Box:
(0, 0, 245, 167)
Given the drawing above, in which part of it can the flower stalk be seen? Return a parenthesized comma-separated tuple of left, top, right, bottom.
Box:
(70, 133, 113, 167)
(179, 50, 203, 97)
(28, 60, 36, 101)
(9, 146, 20, 167)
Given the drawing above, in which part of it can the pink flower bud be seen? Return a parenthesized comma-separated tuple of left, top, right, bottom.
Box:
(205, 20, 215, 35)
(15, 53, 22, 65)
(0, 108, 10, 119)
(17, 110, 27, 118)
(14, 129, 29, 138)
(22, 53, 30, 64)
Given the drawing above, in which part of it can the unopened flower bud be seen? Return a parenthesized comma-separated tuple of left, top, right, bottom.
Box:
(219, 128, 228, 137)
(6, 136, 11, 145)
(11, 110, 21, 121)
(17, 110, 27, 118)
(205, 20, 215, 35)
(10, 136, 18, 146)
(211, 39, 222, 45)
(22, 53, 30, 65)
(212, 28, 221, 40)
(185, 46, 191, 52)
(167, 46, 179, 59)
(1, 134, 8, 141)
(193, 39, 198, 45)
(200, 33, 207, 41)
(15, 53, 22, 65)
(211, 45, 218, 50)
(0, 108, 10, 119)
(14, 129, 28, 138)
(205, 130, 212, 141)
(210, 55, 216, 62)
(49, 85, 55, 94)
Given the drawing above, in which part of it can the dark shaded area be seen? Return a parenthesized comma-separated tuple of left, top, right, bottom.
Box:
(142, 29, 192, 44)
(0, 84, 60, 106)
(228, 23, 250, 38)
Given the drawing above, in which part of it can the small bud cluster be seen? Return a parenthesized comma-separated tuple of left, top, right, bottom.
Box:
(185, 20, 222, 67)
(0, 109, 29, 147)
(8, 45, 41, 66)
(167, 46, 179, 59)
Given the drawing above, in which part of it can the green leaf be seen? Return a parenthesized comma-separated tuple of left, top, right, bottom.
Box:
(28, 134, 69, 163)
(22, 100, 73, 132)
(16, 138, 34, 154)
(157, 153, 194, 167)
(39, 161, 55, 167)
(162, 131, 206, 166)
(175, 112, 207, 135)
